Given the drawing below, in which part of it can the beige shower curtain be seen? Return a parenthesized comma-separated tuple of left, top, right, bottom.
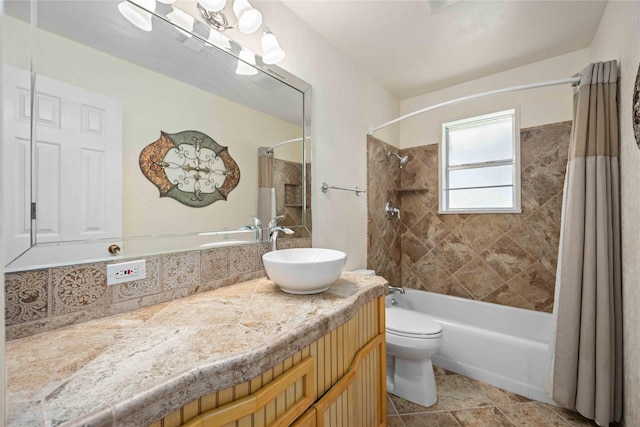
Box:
(258, 151, 275, 234)
(552, 61, 622, 426)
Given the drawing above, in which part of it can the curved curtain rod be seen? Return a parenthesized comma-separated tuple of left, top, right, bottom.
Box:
(368, 76, 581, 135)
(266, 136, 311, 154)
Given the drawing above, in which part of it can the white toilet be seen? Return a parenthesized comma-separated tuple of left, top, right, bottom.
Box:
(385, 305, 443, 407)
(350, 270, 444, 407)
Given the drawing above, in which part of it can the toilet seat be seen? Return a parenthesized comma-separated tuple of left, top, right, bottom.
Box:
(386, 307, 442, 338)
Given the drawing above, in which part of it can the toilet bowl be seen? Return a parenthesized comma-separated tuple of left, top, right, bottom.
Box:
(386, 305, 443, 407)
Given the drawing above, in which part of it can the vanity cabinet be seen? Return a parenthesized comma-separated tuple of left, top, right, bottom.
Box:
(150, 297, 387, 427)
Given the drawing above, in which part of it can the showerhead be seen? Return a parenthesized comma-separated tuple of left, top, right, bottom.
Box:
(387, 152, 410, 168)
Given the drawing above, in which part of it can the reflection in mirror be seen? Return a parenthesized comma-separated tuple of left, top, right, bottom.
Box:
(258, 136, 311, 232)
(2, 0, 311, 271)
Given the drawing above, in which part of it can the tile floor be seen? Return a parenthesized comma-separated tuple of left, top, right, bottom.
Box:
(387, 368, 599, 427)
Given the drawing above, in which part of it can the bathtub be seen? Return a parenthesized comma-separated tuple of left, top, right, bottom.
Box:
(387, 289, 555, 404)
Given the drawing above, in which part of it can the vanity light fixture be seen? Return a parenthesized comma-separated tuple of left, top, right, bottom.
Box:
(119, 0, 285, 65)
(197, 0, 286, 64)
(118, 0, 156, 31)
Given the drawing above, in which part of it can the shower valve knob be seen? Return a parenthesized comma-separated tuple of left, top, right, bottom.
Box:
(385, 201, 401, 220)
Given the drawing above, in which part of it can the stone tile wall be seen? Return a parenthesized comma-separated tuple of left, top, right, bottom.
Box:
(367, 121, 571, 313)
(4, 237, 312, 340)
(273, 158, 312, 230)
(367, 136, 402, 286)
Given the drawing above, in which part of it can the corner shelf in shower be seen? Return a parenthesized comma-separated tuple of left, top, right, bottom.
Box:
(395, 187, 429, 192)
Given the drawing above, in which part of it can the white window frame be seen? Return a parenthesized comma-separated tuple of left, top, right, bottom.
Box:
(438, 108, 522, 214)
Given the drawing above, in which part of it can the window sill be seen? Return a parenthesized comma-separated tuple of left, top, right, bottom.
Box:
(437, 208, 522, 215)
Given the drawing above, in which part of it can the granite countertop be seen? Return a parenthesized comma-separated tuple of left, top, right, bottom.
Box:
(5, 272, 387, 427)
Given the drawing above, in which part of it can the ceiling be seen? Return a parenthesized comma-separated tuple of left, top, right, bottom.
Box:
(281, 0, 609, 100)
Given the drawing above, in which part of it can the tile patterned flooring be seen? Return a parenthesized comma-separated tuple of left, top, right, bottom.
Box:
(387, 368, 599, 427)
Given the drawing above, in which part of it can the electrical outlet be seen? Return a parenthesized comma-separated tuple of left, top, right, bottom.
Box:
(107, 260, 146, 285)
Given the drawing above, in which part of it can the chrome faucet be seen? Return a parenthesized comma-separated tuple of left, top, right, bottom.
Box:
(238, 215, 263, 243)
(385, 201, 401, 220)
(388, 286, 406, 294)
(268, 215, 294, 251)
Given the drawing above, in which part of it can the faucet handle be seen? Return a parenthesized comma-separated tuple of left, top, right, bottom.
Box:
(385, 201, 401, 220)
(269, 215, 285, 228)
(247, 215, 263, 242)
(249, 215, 262, 228)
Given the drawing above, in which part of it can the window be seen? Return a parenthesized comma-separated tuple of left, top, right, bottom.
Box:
(439, 109, 521, 213)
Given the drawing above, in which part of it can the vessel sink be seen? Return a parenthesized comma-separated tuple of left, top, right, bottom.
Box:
(262, 248, 347, 294)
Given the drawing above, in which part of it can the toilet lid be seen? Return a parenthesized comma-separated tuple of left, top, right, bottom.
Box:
(386, 307, 442, 337)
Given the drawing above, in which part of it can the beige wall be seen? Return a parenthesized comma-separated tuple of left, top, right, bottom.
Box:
(588, 2, 640, 425)
(398, 49, 589, 148)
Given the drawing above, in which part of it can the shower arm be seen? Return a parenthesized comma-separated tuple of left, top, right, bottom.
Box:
(387, 151, 409, 168)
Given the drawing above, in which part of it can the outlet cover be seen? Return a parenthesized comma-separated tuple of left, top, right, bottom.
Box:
(107, 260, 146, 285)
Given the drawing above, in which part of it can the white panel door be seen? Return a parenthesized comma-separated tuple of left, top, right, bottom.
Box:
(2, 65, 123, 267)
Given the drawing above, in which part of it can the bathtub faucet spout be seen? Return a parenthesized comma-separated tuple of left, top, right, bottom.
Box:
(388, 286, 405, 294)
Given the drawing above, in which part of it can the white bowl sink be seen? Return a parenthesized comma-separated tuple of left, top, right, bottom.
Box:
(262, 248, 347, 294)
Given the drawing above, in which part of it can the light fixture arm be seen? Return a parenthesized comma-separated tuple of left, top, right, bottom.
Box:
(197, 3, 236, 31)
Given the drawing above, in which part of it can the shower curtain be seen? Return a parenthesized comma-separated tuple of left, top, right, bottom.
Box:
(258, 150, 275, 236)
(552, 61, 622, 426)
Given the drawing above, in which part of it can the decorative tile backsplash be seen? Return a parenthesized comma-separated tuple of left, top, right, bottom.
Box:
(4, 237, 311, 340)
(5, 269, 48, 324)
(367, 121, 571, 313)
(51, 262, 112, 315)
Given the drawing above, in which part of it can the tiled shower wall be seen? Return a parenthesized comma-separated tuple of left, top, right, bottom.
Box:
(367, 121, 571, 313)
(4, 237, 311, 340)
(273, 159, 312, 230)
(367, 136, 402, 287)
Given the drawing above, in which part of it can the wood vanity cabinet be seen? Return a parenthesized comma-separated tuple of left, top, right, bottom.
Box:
(150, 296, 387, 427)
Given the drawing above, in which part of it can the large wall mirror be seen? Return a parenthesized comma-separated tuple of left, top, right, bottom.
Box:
(2, 0, 311, 271)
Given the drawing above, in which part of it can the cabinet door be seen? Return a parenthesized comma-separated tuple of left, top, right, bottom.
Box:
(291, 408, 316, 427)
(314, 334, 386, 427)
(182, 357, 315, 427)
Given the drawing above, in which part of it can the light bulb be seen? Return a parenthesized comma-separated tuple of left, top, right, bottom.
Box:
(261, 31, 285, 64)
(199, 0, 226, 12)
(207, 29, 231, 50)
(118, 0, 156, 31)
(233, 0, 262, 34)
(236, 49, 258, 76)
(167, 7, 195, 37)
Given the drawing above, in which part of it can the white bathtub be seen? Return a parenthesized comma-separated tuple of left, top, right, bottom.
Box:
(387, 289, 555, 404)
